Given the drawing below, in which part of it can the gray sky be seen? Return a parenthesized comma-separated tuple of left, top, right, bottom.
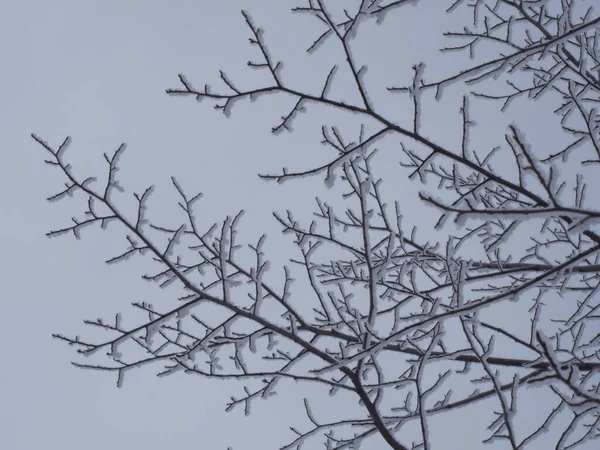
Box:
(2, 1, 596, 449)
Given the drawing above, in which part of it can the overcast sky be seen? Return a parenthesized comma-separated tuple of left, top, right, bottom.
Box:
(2, 1, 596, 449)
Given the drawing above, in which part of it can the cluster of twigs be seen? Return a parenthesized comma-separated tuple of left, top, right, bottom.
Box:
(35, 1, 600, 449)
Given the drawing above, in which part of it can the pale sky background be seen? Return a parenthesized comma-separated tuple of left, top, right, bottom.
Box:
(1, 1, 595, 449)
